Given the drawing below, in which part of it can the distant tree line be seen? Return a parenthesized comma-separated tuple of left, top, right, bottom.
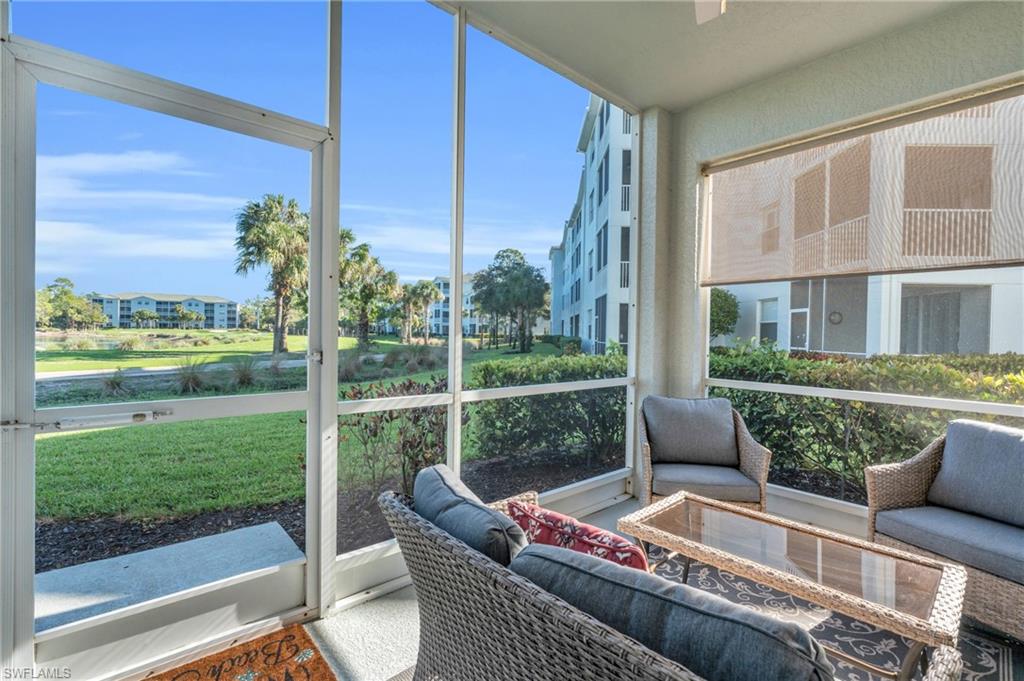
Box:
(35, 278, 107, 330)
(235, 193, 551, 354)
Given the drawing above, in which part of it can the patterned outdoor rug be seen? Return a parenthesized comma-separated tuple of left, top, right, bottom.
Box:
(652, 550, 1024, 681)
(147, 624, 337, 681)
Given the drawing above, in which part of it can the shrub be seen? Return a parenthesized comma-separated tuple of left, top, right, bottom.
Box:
(709, 344, 1023, 501)
(175, 357, 206, 394)
(231, 357, 258, 388)
(192, 337, 212, 347)
(338, 377, 451, 496)
(709, 287, 740, 339)
(102, 368, 129, 396)
(561, 337, 582, 356)
(338, 352, 362, 382)
(468, 353, 627, 463)
(382, 349, 403, 368)
(64, 338, 96, 351)
(117, 336, 143, 352)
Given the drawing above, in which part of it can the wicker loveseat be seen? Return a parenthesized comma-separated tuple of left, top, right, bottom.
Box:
(866, 420, 1024, 642)
(379, 488, 964, 681)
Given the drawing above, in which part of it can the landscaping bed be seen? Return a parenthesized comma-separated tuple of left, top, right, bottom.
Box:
(36, 448, 623, 572)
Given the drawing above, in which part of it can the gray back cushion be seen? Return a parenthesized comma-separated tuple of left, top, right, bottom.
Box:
(928, 419, 1024, 527)
(511, 544, 833, 681)
(413, 464, 527, 565)
(643, 396, 738, 466)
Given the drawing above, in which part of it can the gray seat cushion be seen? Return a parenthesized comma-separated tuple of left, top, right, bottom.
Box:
(927, 419, 1024, 527)
(643, 396, 738, 466)
(510, 544, 833, 681)
(875, 505, 1024, 585)
(652, 463, 760, 502)
(413, 465, 527, 566)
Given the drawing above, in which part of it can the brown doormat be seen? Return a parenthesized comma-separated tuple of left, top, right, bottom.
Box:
(147, 624, 337, 681)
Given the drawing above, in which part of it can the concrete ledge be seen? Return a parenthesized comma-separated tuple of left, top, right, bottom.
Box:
(36, 522, 304, 633)
(766, 483, 869, 538)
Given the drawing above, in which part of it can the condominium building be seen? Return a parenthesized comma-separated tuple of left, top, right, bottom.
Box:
(89, 292, 239, 330)
(714, 97, 1024, 356)
(428, 274, 490, 338)
(549, 95, 633, 354)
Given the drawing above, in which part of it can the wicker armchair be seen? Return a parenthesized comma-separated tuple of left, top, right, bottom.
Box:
(866, 435, 1024, 641)
(639, 403, 771, 511)
(377, 491, 705, 681)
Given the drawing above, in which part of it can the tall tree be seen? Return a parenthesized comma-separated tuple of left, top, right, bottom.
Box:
(339, 242, 399, 347)
(474, 249, 548, 353)
(235, 194, 309, 354)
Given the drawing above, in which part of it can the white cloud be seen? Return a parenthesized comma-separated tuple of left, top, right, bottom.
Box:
(37, 221, 236, 261)
(37, 150, 241, 212)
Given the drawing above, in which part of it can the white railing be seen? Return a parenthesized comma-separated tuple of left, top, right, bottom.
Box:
(621, 184, 630, 212)
(793, 214, 869, 274)
(622, 111, 632, 134)
(619, 261, 630, 288)
(902, 208, 992, 257)
(827, 215, 869, 267)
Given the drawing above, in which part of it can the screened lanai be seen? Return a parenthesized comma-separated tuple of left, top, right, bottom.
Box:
(0, 1, 1022, 679)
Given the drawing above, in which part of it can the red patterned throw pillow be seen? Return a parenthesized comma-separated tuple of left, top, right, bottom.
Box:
(506, 500, 649, 571)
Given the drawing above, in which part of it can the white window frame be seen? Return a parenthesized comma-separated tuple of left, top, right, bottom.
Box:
(0, 3, 643, 676)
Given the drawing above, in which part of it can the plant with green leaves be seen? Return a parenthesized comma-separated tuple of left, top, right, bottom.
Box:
(339, 240, 399, 347)
(235, 194, 310, 354)
(131, 309, 160, 329)
(473, 249, 548, 353)
(709, 287, 740, 340)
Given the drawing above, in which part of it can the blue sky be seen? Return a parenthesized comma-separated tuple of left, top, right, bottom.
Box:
(17, 1, 589, 303)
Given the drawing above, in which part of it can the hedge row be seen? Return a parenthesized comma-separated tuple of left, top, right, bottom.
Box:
(710, 345, 1023, 501)
(467, 353, 628, 463)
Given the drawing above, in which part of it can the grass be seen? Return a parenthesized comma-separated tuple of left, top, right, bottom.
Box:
(36, 339, 563, 520)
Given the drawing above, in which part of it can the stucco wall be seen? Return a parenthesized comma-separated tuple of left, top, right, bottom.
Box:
(664, 1, 1024, 395)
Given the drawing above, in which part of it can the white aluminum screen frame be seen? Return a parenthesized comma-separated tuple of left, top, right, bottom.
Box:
(0, 0, 641, 673)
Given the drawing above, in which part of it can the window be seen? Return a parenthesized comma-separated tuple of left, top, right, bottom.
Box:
(618, 303, 629, 345)
(595, 296, 607, 353)
(597, 160, 605, 206)
(588, 189, 595, 221)
(588, 250, 594, 281)
(596, 223, 609, 271)
(620, 227, 631, 263)
(598, 100, 606, 138)
(602, 148, 610, 198)
(622, 150, 632, 185)
(900, 285, 991, 355)
(757, 299, 779, 344)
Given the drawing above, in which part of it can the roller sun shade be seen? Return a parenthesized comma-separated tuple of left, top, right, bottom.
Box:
(701, 93, 1024, 286)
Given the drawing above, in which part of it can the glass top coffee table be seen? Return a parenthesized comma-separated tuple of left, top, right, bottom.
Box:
(618, 492, 966, 681)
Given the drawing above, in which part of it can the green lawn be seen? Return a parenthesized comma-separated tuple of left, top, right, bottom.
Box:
(36, 339, 564, 520)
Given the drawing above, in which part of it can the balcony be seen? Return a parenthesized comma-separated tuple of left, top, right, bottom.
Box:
(621, 184, 631, 212)
(794, 214, 870, 275)
(902, 208, 992, 258)
(619, 260, 630, 288)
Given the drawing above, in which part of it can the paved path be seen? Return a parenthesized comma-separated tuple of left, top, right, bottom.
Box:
(36, 357, 308, 382)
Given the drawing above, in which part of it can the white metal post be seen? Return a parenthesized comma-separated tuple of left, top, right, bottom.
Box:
(446, 7, 466, 475)
(305, 0, 341, 617)
(0, 52, 36, 670)
(624, 113, 641, 479)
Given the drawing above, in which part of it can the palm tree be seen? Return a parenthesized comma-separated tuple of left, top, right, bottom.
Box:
(412, 280, 444, 344)
(235, 194, 309, 354)
(339, 242, 398, 347)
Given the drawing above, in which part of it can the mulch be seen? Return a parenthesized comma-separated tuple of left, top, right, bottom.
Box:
(37, 451, 623, 573)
